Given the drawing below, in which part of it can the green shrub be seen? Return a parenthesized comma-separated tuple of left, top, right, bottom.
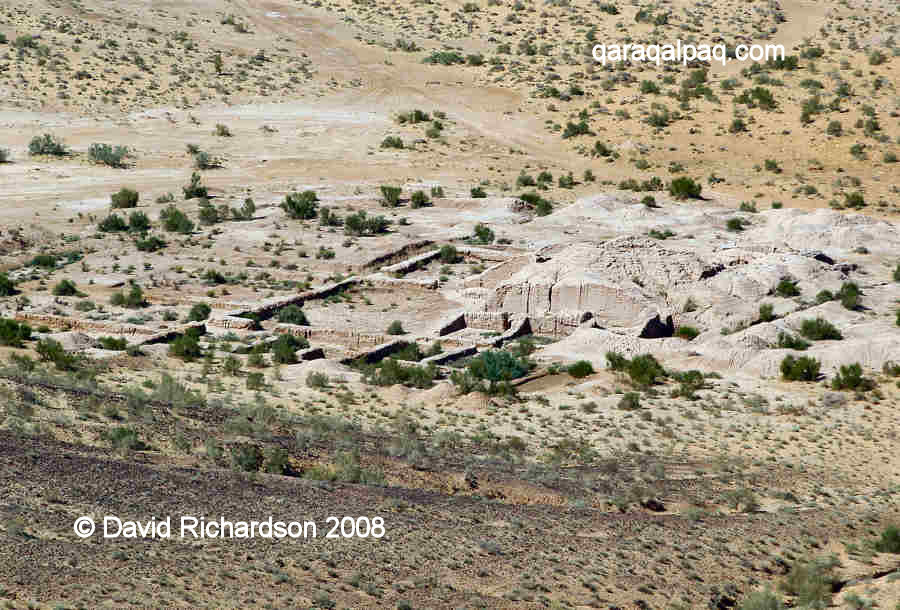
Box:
(52, 278, 79, 296)
(605, 351, 665, 388)
(567, 360, 594, 378)
(36, 338, 80, 371)
(675, 325, 700, 340)
(470, 186, 487, 198)
(364, 358, 436, 389)
(344, 210, 391, 236)
(758, 303, 775, 322)
(423, 50, 465, 65)
(831, 362, 872, 391)
(472, 223, 495, 244)
(836, 281, 860, 310)
(29, 254, 57, 269)
(873, 525, 900, 554)
(271, 334, 301, 364)
(278, 305, 309, 326)
(518, 191, 553, 216)
(28, 134, 67, 156)
(98, 336, 128, 351)
(160, 205, 195, 234)
(774, 278, 800, 297)
(187, 303, 211, 322)
(135, 235, 166, 252)
(799, 317, 842, 340)
(88, 143, 129, 168)
(281, 191, 320, 219)
(98, 213, 128, 232)
(0, 318, 32, 347)
(380, 186, 402, 207)
(306, 371, 330, 389)
(101, 426, 146, 450)
(182, 172, 208, 199)
(110, 187, 139, 208)
(779, 556, 837, 607)
(169, 333, 202, 361)
(726, 217, 749, 232)
(410, 190, 430, 208)
(110, 284, 146, 309)
(380, 136, 404, 149)
(776, 332, 810, 350)
(562, 120, 592, 139)
(439, 245, 460, 264)
(0, 148, 9, 163)
(618, 392, 641, 410)
(780, 355, 821, 381)
(0, 273, 15, 296)
(815, 289, 834, 304)
(668, 176, 702, 200)
(386, 320, 405, 335)
(738, 589, 783, 610)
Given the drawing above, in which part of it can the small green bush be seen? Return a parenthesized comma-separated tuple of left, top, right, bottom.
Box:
(799, 317, 842, 341)
(386, 320, 405, 335)
(831, 362, 873, 391)
(0, 273, 15, 296)
(774, 278, 800, 297)
(873, 525, 900, 554)
(567, 360, 594, 378)
(472, 223, 495, 244)
(182, 172, 209, 199)
(668, 176, 702, 200)
(28, 134, 67, 156)
(380, 136, 404, 149)
(675, 325, 699, 340)
(160, 205, 195, 234)
(169, 333, 202, 361)
(380, 186, 402, 207)
(88, 143, 129, 168)
(780, 355, 821, 381)
(110, 188, 139, 208)
(98, 213, 128, 232)
(278, 305, 309, 326)
(52, 278, 80, 296)
(0, 318, 32, 347)
(187, 303, 212, 322)
(439, 245, 460, 264)
(410, 190, 431, 208)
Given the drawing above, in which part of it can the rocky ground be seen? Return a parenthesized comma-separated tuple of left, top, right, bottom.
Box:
(1, 0, 900, 608)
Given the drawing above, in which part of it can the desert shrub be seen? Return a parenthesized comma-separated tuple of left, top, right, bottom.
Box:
(567, 360, 594, 378)
(470, 186, 487, 198)
(780, 355, 821, 381)
(0, 273, 15, 296)
(640, 80, 660, 94)
(873, 525, 900, 553)
(439, 245, 460, 264)
(281, 191, 319, 220)
(799, 317, 842, 341)
(128, 211, 151, 233)
(160, 205, 195, 234)
(344, 211, 390, 236)
(98, 336, 128, 351)
(98, 213, 128, 232)
(28, 134, 67, 156)
(187, 303, 211, 322)
(738, 589, 783, 610)
(380, 136, 404, 149)
(776, 332, 810, 350)
(110, 284, 146, 309)
(423, 50, 465, 65)
(627, 354, 666, 388)
(409, 190, 431, 208)
(386, 320, 405, 335)
(618, 392, 641, 410)
(135, 235, 166, 252)
(726, 217, 750, 232)
(52, 278, 79, 296)
(668, 176, 702, 200)
(169, 333, 201, 361)
(380, 186, 402, 207)
(831, 362, 873, 391)
(246, 372, 265, 390)
(182, 172, 208, 199)
(471, 223, 495, 244)
(836, 281, 860, 310)
(675, 325, 699, 340)
(88, 143, 129, 168)
(815, 289, 834, 304)
(396, 109, 430, 124)
(0, 148, 9, 163)
(562, 120, 592, 139)
(101, 426, 146, 450)
(364, 358, 436, 389)
(277, 305, 309, 326)
(231, 444, 263, 472)
(758, 303, 775, 322)
(214, 124, 232, 137)
(430, 185, 445, 198)
(735, 87, 777, 110)
(779, 556, 838, 607)
(36, 338, 79, 371)
(0, 318, 32, 347)
(774, 278, 800, 297)
(306, 371, 330, 389)
(110, 187, 139, 208)
(518, 191, 553, 216)
(271, 334, 301, 364)
(29, 254, 57, 269)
